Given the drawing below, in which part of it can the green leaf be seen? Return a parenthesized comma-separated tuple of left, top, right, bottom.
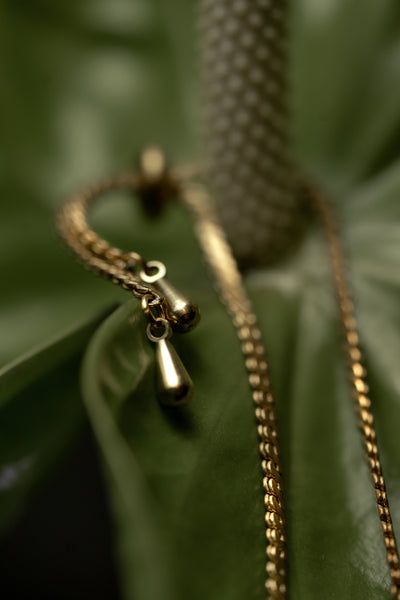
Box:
(82, 296, 268, 600)
(291, 0, 400, 191)
(2, 0, 400, 598)
(0, 306, 116, 534)
(81, 156, 400, 599)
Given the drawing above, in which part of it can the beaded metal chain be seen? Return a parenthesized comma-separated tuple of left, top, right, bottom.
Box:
(57, 151, 400, 598)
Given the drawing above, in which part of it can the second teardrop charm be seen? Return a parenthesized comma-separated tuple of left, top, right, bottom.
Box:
(155, 337, 193, 407)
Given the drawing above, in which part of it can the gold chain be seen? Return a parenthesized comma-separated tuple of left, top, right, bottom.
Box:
(56, 173, 163, 303)
(56, 159, 287, 598)
(57, 157, 399, 599)
(308, 186, 400, 599)
(180, 181, 287, 599)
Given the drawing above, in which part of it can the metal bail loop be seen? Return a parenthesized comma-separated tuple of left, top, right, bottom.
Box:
(155, 338, 193, 406)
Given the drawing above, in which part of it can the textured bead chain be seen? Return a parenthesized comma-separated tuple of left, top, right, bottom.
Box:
(181, 181, 287, 599)
(57, 159, 400, 599)
(308, 186, 400, 599)
(57, 160, 288, 598)
(56, 173, 163, 303)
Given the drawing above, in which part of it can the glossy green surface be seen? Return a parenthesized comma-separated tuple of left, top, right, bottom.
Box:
(81, 183, 400, 599)
(0, 307, 115, 534)
(1, 1, 400, 599)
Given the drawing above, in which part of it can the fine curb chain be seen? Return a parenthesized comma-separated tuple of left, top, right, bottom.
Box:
(56, 173, 164, 304)
(56, 159, 400, 599)
(56, 163, 287, 599)
(181, 181, 287, 599)
(308, 186, 400, 599)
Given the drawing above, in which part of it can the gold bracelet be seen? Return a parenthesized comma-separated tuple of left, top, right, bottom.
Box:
(56, 148, 202, 407)
(57, 148, 400, 599)
(57, 147, 287, 598)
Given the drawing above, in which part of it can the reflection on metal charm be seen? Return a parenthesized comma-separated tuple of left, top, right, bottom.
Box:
(153, 278, 200, 333)
(155, 338, 193, 406)
(140, 261, 200, 333)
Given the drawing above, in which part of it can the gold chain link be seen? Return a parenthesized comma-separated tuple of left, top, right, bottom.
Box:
(57, 165, 400, 599)
(180, 181, 287, 599)
(56, 174, 166, 311)
(308, 186, 400, 599)
(57, 167, 288, 599)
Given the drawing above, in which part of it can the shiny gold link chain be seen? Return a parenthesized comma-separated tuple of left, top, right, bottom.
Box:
(308, 186, 400, 599)
(57, 161, 400, 599)
(57, 164, 288, 599)
(180, 181, 287, 599)
(56, 174, 166, 308)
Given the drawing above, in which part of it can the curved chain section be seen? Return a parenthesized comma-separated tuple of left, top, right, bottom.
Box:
(56, 174, 165, 307)
(308, 186, 400, 600)
(57, 165, 288, 596)
(57, 163, 400, 599)
(181, 180, 287, 600)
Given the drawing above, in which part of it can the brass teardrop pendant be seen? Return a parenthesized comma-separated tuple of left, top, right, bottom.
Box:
(139, 260, 200, 333)
(153, 277, 200, 333)
(155, 337, 193, 406)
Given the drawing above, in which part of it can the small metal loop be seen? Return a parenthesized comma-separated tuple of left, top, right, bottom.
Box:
(141, 292, 168, 324)
(141, 293, 153, 318)
(121, 251, 146, 272)
(140, 260, 167, 283)
(146, 317, 170, 343)
(141, 293, 165, 321)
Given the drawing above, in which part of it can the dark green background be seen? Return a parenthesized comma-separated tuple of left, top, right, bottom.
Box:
(1, 1, 400, 599)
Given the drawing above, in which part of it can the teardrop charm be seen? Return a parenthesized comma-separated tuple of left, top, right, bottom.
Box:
(140, 261, 200, 333)
(155, 338, 193, 406)
(153, 277, 200, 333)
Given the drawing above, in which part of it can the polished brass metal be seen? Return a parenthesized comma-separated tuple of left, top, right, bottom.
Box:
(146, 317, 170, 343)
(57, 159, 400, 600)
(180, 180, 288, 600)
(57, 165, 288, 597)
(308, 186, 400, 600)
(140, 260, 200, 333)
(139, 260, 167, 283)
(56, 160, 200, 407)
(144, 312, 193, 405)
(151, 277, 200, 333)
(56, 172, 165, 304)
(155, 337, 194, 406)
